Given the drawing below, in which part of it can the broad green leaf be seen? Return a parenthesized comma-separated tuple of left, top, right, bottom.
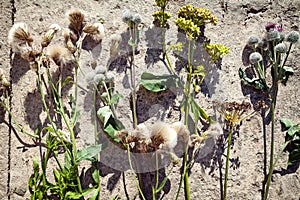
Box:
(280, 118, 294, 128)
(111, 93, 124, 105)
(76, 144, 104, 162)
(97, 106, 112, 127)
(141, 72, 180, 92)
(288, 126, 300, 137)
(104, 123, 121, 142)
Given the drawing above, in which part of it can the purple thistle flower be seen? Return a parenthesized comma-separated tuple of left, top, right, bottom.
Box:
(276, 24, 283, 32)
(265, 22, 276, 32)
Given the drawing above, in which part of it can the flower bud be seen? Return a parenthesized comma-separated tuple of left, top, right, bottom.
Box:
(274, 42, 286, 53)
(105, 72, 114, 82)
(286, 31, 299, 43)
(93, 74, 105, 84)
(86, 71, 96, 84)
(266, 30, 279, 41)
(133, 13, 142, 24)
(122, 9, 133, 23)
(249, 52, 263, 64)
(247, 34, 260, 46)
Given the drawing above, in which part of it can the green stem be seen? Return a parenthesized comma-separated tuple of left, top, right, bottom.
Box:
(126, 144, 146, 200)
(264, 86, 278, 200)
(223, 122, 234, 200)
(264, 54, 279, 199)
(57, 73, 82, 193)
(129, 26, 138, 129)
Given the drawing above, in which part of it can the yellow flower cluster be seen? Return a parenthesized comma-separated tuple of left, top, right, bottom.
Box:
(153, 10, 172, 25)
(204, 43, 230, 62)
(174, 17, 200, 39)
(177, 4, 218, 27)
(155, 0, 169, 8)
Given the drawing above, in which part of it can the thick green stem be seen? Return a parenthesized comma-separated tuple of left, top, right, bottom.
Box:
(223, 122, 234, 200)
(264, 85, 277, 200)
(264, 50, 279, 199)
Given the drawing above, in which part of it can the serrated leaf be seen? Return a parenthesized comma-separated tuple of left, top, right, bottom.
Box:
(141, 72, 181, 92)
(76, 144, 104, 162)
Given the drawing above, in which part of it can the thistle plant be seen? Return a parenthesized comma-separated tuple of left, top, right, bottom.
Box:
(122, 9, 142, 129)
(7, 9, 107, 199)
(239, 23, 299, 200)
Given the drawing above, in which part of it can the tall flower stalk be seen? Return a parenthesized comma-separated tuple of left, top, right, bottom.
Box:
(239, 24, 299, 200)
(122, 9, 142, 128)
(214, 101, 254, 199)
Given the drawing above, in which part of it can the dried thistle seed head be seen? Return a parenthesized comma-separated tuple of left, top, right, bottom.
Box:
(109, 33, 122, 58)
(249, 52, 263, 64)
(66, 39, 77, 54)
(19, 44, 41, 62)
(8, 22, 33, 53)
(170, 121, 189, 145)
(83, 22, 105, 42)
(214, 101, 252, 124)
(67, 9, 85, 31)
(151, 122, 178, 150)
(115, 129, 128, 143)
(286, 30, 300, 43)
(274, 42, 287, 53)
(62, 28, 73, 41)
(131, 123, 151, 140)
(47, 44, 74, 66)
(41, 24, 61, 48)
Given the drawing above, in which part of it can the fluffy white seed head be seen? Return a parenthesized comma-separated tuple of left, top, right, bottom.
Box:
(47, 44, 74, 66)
(8, 22, 33, 53)
(83, 23, 105, 42)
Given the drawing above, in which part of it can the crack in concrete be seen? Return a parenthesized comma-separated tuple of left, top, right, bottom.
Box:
(7, 0, 15, 199)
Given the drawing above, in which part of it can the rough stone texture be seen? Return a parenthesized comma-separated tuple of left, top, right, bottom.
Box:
(0, 1, 12, 199)
(0, 0, 299, 199)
